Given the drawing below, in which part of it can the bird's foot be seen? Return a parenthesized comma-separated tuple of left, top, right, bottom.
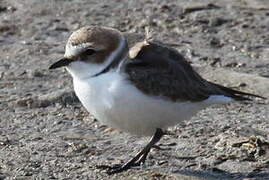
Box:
(96, 129, 164, 175)
(96, 161, 143, 174)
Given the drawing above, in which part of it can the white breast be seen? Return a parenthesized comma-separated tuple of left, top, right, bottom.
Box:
(72, 71, 232, 136)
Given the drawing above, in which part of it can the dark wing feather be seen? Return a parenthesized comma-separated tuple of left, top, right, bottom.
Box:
(210, 82, 265, 100)
(125, 41, 265, 102)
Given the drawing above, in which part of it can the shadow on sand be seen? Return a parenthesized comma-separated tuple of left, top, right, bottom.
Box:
(173, 168, 269, 180)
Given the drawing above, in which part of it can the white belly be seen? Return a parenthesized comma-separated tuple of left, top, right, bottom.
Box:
(73, 71, 231, 136)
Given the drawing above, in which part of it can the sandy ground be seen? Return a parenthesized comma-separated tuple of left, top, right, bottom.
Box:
(1, 0, 269, 179)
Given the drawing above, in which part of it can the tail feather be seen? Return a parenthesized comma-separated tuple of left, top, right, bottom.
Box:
(212, 83, 266, 101)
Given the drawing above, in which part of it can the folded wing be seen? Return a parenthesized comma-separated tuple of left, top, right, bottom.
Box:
(125, 41, 264, 102)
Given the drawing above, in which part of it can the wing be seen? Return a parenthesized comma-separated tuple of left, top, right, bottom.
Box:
(125, 41, 264, 102)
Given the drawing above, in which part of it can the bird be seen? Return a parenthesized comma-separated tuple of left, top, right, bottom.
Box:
(49, 26, 265, 174)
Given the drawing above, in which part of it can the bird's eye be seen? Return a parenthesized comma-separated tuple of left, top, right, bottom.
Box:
(79, 48, 96, 60)
(84, 48, 96, 56)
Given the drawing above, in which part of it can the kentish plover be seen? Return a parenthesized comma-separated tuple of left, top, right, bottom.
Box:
(49, 26, 264, 174)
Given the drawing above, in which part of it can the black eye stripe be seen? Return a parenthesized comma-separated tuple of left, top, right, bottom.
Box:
(83, 49, 96, 56)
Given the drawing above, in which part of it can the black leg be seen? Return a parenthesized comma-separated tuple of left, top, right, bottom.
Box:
(98, 128, 164, 174)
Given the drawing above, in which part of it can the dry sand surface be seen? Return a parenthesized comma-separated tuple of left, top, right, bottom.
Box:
(1, 0, 269, 179)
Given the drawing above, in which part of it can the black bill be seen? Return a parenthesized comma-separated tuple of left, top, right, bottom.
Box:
(49, 58, 73, 69)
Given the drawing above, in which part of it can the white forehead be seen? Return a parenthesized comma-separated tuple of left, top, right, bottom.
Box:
(64, 42, 90, 58)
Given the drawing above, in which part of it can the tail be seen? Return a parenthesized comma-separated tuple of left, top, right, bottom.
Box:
(212, 83, 266, 101)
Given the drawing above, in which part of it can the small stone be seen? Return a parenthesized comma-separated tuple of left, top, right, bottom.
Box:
(209, 17, 229, 27)
(209, 37, 222, 48)
(28, 69, 44, 78)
